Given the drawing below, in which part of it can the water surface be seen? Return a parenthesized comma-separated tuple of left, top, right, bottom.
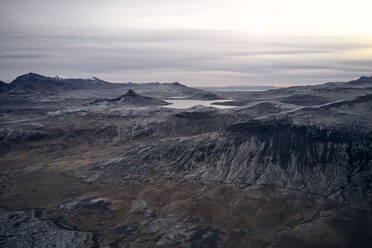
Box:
(163, 99, 235, 109)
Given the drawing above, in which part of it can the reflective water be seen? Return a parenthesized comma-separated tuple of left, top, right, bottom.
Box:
(163, 99, 235, 109)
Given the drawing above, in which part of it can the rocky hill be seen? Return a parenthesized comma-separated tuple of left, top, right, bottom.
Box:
(92, 89, 169, 106)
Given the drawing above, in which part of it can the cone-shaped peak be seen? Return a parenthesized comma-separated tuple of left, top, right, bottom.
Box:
(125, 89, 138, 97)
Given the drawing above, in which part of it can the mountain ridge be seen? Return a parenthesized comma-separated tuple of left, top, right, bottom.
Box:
(7, 72, 129, 94)
(1, 73, 207, 98)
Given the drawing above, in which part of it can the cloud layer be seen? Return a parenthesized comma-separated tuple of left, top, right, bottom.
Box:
(1, 0, 371, 86)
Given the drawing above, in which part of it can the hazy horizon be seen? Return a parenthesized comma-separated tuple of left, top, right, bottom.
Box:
(1, 0, 372, 86)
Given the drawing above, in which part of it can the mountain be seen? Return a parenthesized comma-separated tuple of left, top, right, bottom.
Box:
(1, 73, 211, 99)
(92, 89, 169, 106)
(213, 75, 372, 107)
(4, 72, 129, 94)
(347, 76, 372, 85)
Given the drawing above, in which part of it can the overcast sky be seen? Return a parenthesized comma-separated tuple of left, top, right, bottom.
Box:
(1, 0, 371, 86)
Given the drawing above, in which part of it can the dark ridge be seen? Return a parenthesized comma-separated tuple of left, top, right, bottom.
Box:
(277, 94, 329, 106)
(170, 82, 185, 87)
(91, 76, 108, 82)
(192, 92, 221, 100)
(11, 72, 50, 86)
(312, 86, 370, 92)
(227, 119, 293, 135)
(315, 94, 372, 110)
(144, 82, 161, 86)
(253, 76, 371, 98)
(9, 73, 61, 93)
(226, 119, 367, 143)
(174, 111, 217, 120)
(348, 76, 372, 85)
(239, 102, 285, 114)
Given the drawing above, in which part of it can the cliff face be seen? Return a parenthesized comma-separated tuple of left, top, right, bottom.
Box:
(94, 119, 372, 208)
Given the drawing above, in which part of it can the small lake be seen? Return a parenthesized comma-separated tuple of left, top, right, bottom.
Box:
(163, 99, 236, 109)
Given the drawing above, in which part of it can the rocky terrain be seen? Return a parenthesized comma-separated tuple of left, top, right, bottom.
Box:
(0, 73, 371, 248)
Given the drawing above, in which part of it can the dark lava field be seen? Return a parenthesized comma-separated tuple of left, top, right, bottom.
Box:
(1, 73, 371, 248)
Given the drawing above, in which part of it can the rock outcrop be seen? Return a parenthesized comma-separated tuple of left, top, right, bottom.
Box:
(0, 208, 95, 248)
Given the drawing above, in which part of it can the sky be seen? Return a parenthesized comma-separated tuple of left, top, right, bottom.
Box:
(0, 0, 372, 86)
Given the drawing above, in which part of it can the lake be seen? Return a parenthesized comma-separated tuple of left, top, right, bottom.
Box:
(163, 99, 235, 109)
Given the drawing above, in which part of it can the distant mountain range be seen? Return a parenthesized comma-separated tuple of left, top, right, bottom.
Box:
(0, 73, 191, 95)
(2, 73, 372, 97)
(195, 85, 282, 91)
(1, 73, 130, 94)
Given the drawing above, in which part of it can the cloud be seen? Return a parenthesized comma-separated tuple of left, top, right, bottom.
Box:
(0, 54, 49, 59)
(0, 2, 372, 85)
